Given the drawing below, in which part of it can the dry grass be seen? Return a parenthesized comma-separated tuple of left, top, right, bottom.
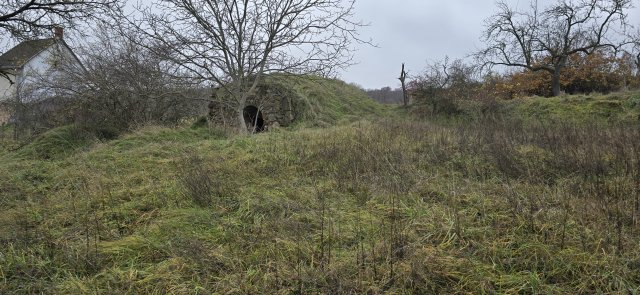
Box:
(1, 106, 640, 293)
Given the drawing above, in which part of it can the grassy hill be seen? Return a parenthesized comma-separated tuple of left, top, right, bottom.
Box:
(269, 75, 389, 126)
(1, 89, 640, 293)
(455, 90, 640, 124)
(210, 74, 389, 129)
(507, 91, 640, 123)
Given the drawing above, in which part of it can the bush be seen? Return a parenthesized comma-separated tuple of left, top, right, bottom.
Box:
(410, 57, 477, 116)
(492, 50, 633, 98)
(179, 154, 215, 207)
(179, 154, 237, 208)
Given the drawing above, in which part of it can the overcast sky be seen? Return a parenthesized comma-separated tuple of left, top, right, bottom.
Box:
(343, 0, 640, 89)
(2, 0, 638, 89)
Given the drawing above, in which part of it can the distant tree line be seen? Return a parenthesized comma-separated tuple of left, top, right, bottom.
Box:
(365, 87, 404, 104)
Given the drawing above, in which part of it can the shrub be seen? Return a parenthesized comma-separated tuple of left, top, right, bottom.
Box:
(179, 154, 215, 207)
(493, 50, 633, 98)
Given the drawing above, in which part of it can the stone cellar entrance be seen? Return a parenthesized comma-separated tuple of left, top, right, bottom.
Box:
(207, 80, 301, 131)
(243, 105, 265, 132)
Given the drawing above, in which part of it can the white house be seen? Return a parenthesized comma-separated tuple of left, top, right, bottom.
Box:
(0, 27, 82, 124)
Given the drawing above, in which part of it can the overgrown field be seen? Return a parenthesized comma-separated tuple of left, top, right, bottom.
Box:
(2, 93, 640, 293)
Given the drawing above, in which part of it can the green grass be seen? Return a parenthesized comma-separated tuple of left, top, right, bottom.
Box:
(262, 74, 390, 127)
(2, 90, 640, 293)
(12, 125, 98, 160)
(0, 124, 18, 155)
(478, 91, 640, 124)
(429, 90, 640, 126)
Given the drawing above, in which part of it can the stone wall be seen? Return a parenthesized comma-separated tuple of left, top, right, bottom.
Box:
(207, 82, 301, 130)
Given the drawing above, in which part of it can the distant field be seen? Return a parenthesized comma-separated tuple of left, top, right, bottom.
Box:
(1, 90, 640, 293)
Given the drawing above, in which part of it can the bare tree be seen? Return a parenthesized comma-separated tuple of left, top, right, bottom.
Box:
(478, 0, 633, 96)
(412, 57, 479, 115)
(0, 0, 119, 40)
(131, 0, 365, 133)
(29, 25, 201, 136)
(398, 63, 408, 106)
(631, 31, 640, 77)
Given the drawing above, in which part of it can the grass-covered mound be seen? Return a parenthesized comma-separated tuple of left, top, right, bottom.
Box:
(273, 75, 388, 126)
(453, 90, 640, 124)
(509, 91, 640, 123)
(12, 125, 98, 160)
(216, 74, 389, 128)
(2, 114, 640, 293)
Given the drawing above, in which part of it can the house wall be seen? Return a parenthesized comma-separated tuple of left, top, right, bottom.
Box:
(0, 41, 79, 124)
(15, 42, 79, 103)
(21, 45, 60, 102)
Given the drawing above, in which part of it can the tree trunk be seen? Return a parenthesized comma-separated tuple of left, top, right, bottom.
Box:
(237, 107, 247, 134)
(551, 59, 567, 97)
(399, 63, 408, 106)
(551, 70, 562, 97)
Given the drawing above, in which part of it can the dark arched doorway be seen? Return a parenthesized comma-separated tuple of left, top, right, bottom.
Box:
(243, 105, 265, 132)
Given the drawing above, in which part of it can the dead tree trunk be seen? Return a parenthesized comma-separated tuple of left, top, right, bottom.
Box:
(399, 63, 408, 106)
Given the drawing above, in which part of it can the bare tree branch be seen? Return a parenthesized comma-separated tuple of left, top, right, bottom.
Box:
(477, 0, 632, 96)
(124, 0, 367, 133)
(0, 0, 122, 78)
(0, 0, 121, 39)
